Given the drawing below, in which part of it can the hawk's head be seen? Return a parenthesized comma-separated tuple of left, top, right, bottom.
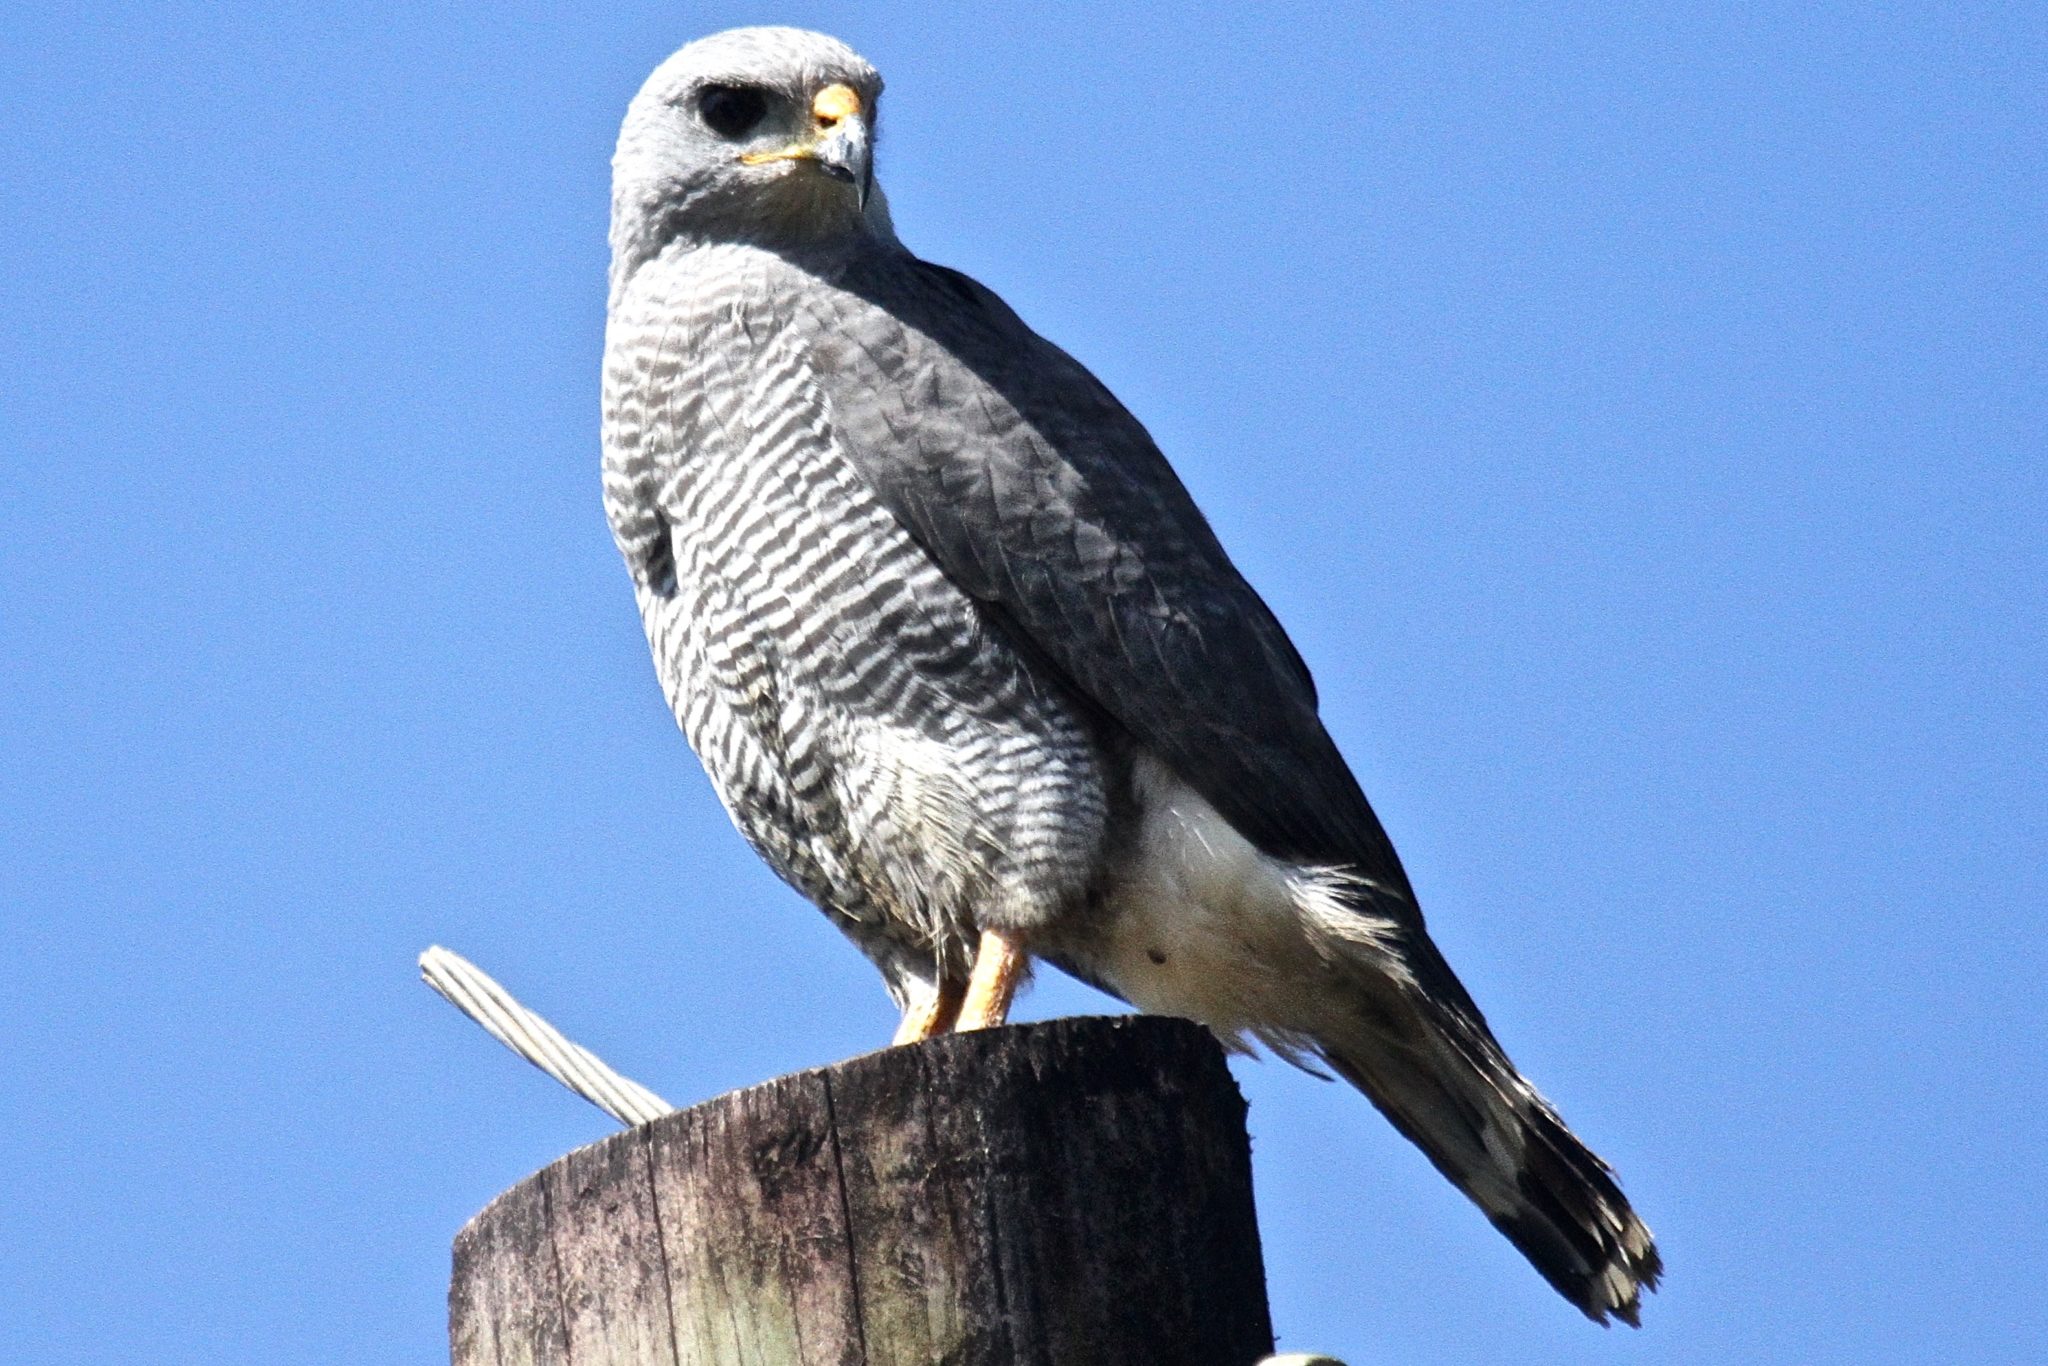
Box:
(611, 27, 891, 284)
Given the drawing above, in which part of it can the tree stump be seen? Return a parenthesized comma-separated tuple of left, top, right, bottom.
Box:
(449, 1015, 1275, 1366)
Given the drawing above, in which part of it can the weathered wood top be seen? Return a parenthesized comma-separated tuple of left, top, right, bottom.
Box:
(450, 1015, 1274, 1366)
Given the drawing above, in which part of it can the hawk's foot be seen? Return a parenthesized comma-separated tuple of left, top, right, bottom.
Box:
(891, 977, 965, 1045)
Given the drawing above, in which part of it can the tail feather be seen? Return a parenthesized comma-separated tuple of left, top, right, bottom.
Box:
(1316, 988, 1662, 1325)
(1079, 759, 1657, 1319)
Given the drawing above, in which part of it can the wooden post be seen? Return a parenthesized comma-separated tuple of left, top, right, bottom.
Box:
(450, 1015, 1276, 1366)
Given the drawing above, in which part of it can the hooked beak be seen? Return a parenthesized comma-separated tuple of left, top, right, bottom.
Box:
(739, 83, 872, 209)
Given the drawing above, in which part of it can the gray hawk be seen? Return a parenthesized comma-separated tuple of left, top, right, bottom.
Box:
(601, 25, 1660, 1324)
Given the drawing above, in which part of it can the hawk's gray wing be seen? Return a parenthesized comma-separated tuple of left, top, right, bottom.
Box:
(799, 252, 1418, 911)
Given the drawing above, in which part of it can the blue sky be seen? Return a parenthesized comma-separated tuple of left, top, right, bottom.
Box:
(3, 4, 2041, 1362)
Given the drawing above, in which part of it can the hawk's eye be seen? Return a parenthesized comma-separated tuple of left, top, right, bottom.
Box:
(697, 84, 769, 139)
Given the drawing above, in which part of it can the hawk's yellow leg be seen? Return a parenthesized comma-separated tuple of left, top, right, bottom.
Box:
(957, 928, 1028, 1032)
(892, 977, 965, 1045)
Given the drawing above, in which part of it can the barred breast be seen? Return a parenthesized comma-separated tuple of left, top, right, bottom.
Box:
(602, 240, 1110, 990)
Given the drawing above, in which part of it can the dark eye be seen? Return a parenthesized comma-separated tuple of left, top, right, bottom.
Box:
(697, 84, 769, 139)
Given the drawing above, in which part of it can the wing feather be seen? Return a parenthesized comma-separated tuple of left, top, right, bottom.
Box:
(800, 251, 1417, 910)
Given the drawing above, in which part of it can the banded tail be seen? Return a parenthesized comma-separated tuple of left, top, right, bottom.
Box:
(1317, 971, 1662, 1324)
